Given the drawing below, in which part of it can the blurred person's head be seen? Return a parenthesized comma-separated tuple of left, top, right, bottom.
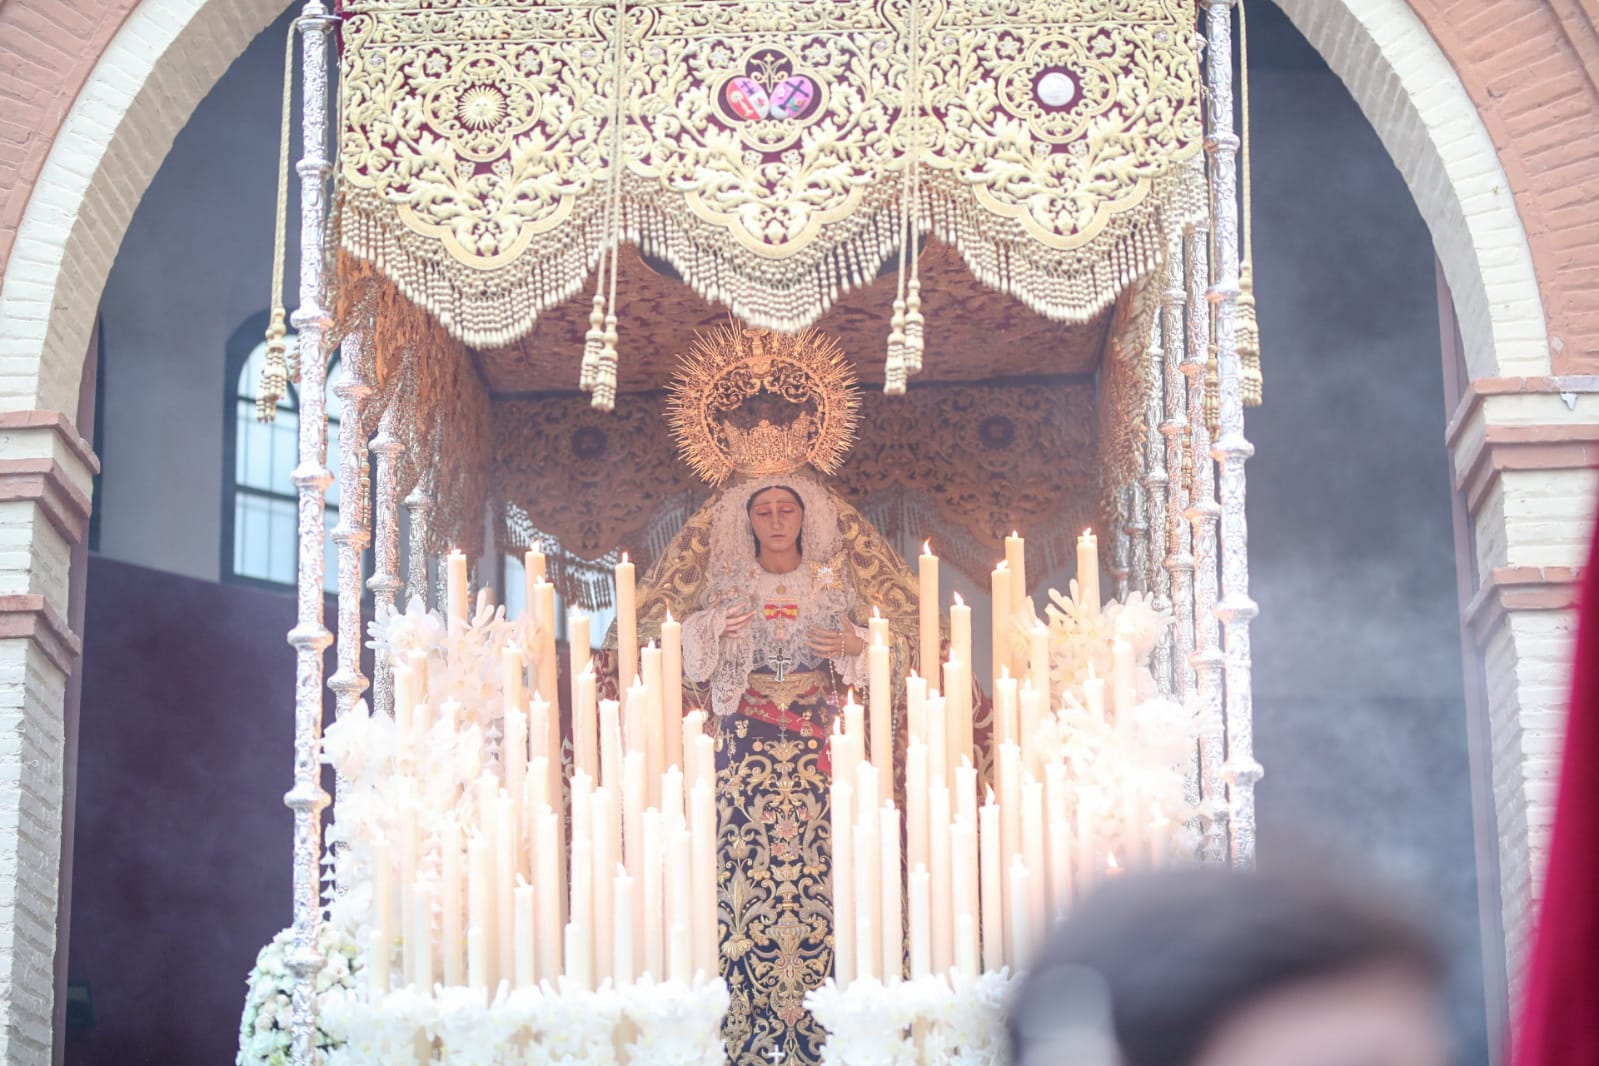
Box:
(1008, 867, 1448, 1066)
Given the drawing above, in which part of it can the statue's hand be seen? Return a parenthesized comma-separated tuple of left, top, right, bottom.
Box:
(722, 604, 757, 641)
(805, 626, 863, 659)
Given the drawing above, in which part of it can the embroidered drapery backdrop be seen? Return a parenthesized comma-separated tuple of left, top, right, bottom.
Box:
(336, 0, 1206, 356)
(490, 381, 1099, 608)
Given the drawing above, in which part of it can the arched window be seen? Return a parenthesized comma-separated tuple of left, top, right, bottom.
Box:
(224, 315, 342, 592)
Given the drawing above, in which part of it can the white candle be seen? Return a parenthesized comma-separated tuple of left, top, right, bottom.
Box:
(574, 664, 598, 779)
(447, 549, 469, 635)
(642, 642, 664, 803)
(503, 643, 525, 716)
(668, 920, 692, 985)
(662, 765, 685, 831)
(600, 697, 622, 793)
(535, 808, 562, 982)
(950, 592, 971, 675)
(928, 784, 952, 976)
(413, 880, 434, 991)
(994, 670, 1017, 750)
(854, 803, 881, 983)
(662, 611, 684, 770)
(642, 807, 664, 980)
(868, 642, 892, 779)
(1077, 530, 1100, 617)
(441, 820, 463, 986)
(955, 913, 979, 981)
(955, 758, 978, 827)
(906, 741, 929, 875)
(690, 784, 717, 981)
(951, 818, 979, 978)
(682, 711, 703, 789)
(880, 804, 903, 985)
(623, 751, 646, 888)
(616, 553, 637, 688)
(908, 865, 931, 980)
(407, 648, 430, 705)
(495, 793, 516, 983)
(1009, 857, 1032, 972)
(591, 789, 616, 984)
(980, 794, 1003, 972)
(1006, 531, 1027, 619)
(831, 778, 855, 985)
(468, 834, 492, 989)
(926, 695, 947, 789)
(1022, 776, 1047, 940)
(569, 835, 592, 977)
(944, 657, 972, 778)
(467, 925, 488, 993)
(399, 806, 418, 978)
(1048, 818, 1074, 922)
(533, 579, 558, 702)
(367, 929, 389, 999)
(1028, 623, 1050, 708)
(1019, 685, 1044, 779)
(514, 881, 536, 989)
(565, 921, 590, 990)
(905, 672, 927, 743)
(919, 542, 940, 682)
(869, 605, 891, 648)
(666, 828, 693, 978)
(526, 549, 547, 582)
(503, 708, 527, 817)
(613, 866, 635, 985)
(692, 733, 715, 795)
(855, 761, 880, 831)
(990, 562, 1012, 690)
(373, 837, 392, 977)
(1074, 788, 1098, 895)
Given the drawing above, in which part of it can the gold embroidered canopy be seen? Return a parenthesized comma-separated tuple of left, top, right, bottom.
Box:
(336, 0, 1206, 365)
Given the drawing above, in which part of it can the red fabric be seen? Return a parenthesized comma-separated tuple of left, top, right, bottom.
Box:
(1514, 504, 1599, 1066)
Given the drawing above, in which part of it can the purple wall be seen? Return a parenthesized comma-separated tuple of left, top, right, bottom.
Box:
(65, 556, 309, 1066)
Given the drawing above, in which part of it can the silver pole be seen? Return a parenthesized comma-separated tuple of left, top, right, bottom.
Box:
(1204, 0, 1262, 867)
(284, 3, 335, 1060)
(367, 363, 408, 720)
(1143, 311, 1171, 691)
(1182, 224, 1225, 864)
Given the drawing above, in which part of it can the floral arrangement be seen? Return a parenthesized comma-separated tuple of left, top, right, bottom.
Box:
(316, 977, 730, 1066)
(237, 924, 364, 1066)
(806, 971, 1016, 1066)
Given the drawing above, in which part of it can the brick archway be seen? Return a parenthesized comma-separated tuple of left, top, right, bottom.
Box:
(0, 0, 1588, 1061)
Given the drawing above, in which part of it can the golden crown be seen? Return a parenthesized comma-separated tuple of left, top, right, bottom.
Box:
(667, 324, 860, 485)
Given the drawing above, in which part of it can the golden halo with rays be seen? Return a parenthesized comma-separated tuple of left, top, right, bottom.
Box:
(667, 322, 861, 485)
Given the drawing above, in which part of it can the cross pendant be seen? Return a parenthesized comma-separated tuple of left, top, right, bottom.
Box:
(763, 1042, 787, 1064)
(770, 649, 793, 682)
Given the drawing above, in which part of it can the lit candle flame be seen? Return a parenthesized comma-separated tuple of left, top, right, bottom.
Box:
(909, 668, 919, 681)
(953, 591, 965, 607)
(1012, 529, 1019, 538)
(872, 605, 882, 619)
(1106, 852, 1122, 873)
(665, 608, 674, 623)
(923, 539, 933, 555)
(985, 785, 996, 805)
(620, 551, 630, 564)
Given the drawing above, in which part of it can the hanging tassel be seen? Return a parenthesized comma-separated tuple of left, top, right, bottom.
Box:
(885, 297, 907, 396)
(904, 276, 924, 374)
(591, 312, 619, 412)
(1203, 342, 1220, 435)
(579, 293, 606, 392)
(1238, 259, 1263, 406)
(256, 23, 298, 424)
(256, 307, 291, 422)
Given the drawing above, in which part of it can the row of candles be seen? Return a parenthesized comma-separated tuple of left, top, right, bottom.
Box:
(831, 527, 1168, 982)
(367, 524, 1174, 996)
(367, 552, 718, 998)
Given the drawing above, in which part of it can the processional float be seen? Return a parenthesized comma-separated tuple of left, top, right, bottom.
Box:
(240, 0, 1266, 1062)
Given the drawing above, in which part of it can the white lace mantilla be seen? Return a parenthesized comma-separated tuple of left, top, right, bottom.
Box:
(680, 475, 869, 716)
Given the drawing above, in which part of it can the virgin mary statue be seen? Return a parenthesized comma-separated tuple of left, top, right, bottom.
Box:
(632, 326, 922, 1066)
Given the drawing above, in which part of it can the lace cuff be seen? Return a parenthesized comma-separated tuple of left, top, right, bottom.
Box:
(681, 605, 726, 685)
(834, 622, 871, 689)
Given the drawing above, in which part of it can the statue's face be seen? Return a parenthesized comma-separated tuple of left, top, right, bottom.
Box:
(748, 487, 803, 556)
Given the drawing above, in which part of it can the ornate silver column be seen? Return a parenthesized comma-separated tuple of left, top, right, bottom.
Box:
(1128, 480, 1150, 598)
(1181, 224, 1226, 863)
(404, 478, 433, 606)
(1160, 246, 1194, 705)
(284, 3, 335, 1061)
(1143, 316, 1171, 691)
(1204, 0, 1262, 866)
(367, 364, 408, 720)
(330, 328, 373, 724)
